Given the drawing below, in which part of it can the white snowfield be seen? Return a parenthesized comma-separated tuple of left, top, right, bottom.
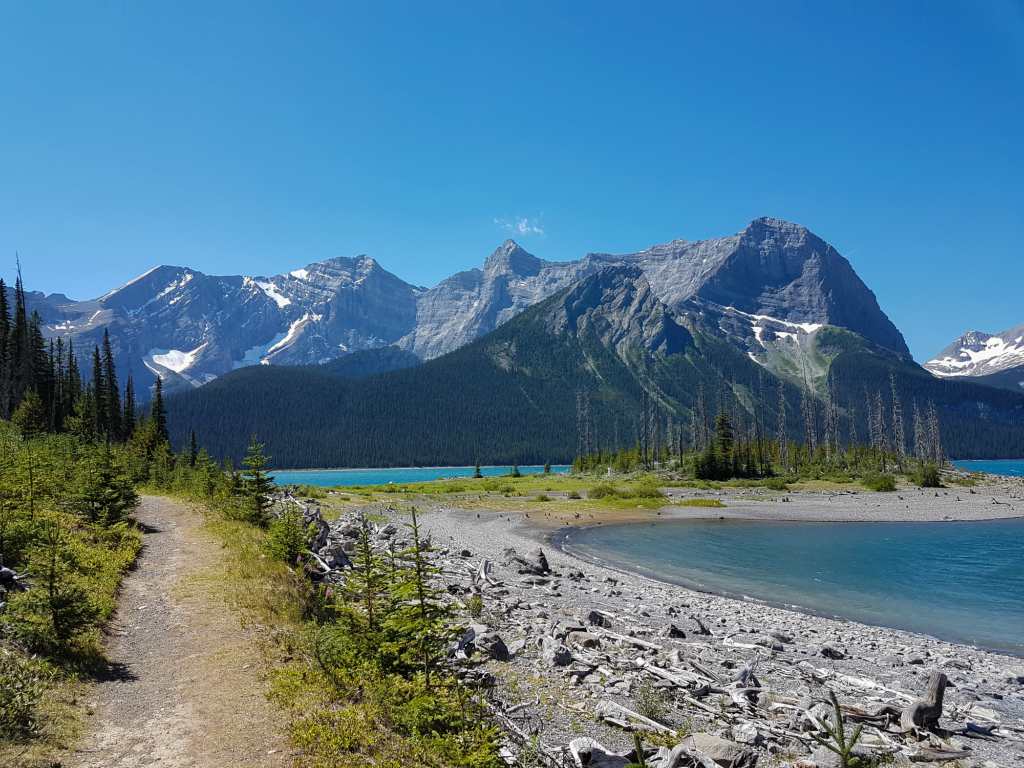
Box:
(143, 343, 214, 386)
(253, 279, 292, 308)
(926, 330, 1024, 378)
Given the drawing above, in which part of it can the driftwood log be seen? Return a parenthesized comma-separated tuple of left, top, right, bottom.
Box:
(901, 670, 950, 731)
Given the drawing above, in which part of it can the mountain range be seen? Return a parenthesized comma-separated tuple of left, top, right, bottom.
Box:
(162, 264, 1024, 466)
(27, 217, 1024, 464)
(35, 218, 911, 397)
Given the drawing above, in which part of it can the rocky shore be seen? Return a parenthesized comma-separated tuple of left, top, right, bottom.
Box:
(413, 480, 1024, 767)
(294, 476, 1024, 767)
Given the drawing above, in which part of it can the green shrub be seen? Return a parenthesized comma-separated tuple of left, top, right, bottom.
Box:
(914, 464, 942, 488)
(588, 483, 620, 499)
(862, 472, 896, 492)
(764, 476, 789, 491)
(465, 594, 484, 618)
(633, 678, 669, 723)
(567, 490, 581, 499)
(0, 648, 47, 738)
(625, 479, 665, 499)
(534, 494, 551, 502)
(264, 506, 311, 563)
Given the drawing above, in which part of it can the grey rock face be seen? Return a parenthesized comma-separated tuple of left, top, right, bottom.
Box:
(38, 218, 910, 396)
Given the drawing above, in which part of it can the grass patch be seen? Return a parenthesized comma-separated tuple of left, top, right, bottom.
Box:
(675, 498, 725, 508)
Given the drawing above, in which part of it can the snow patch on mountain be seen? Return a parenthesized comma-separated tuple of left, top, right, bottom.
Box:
(266, 313, 320, 358)
(925, 324, 1024, 378)
(143, 343, 215, 386)
(251, 278, 292, 308)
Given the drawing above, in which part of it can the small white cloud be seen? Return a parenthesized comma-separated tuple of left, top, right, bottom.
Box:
(493, 215, 545, 237)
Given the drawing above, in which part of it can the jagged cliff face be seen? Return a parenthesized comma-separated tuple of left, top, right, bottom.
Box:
(548, 265, 693, 359)
(36, 218, 909, 395)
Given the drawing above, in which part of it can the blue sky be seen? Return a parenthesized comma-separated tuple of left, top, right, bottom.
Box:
(2, 1, 1021, 360)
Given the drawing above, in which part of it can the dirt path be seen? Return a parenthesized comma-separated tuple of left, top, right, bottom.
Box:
(68, 496, 290, 768)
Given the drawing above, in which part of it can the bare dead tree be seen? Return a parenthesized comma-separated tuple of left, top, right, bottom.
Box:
(913, 401, 927, 460)
(890, 373, 906, 464)
(776, 381, 788, 471)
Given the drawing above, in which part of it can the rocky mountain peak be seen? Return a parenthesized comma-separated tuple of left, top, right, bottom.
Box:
(483, 240, 544, 277)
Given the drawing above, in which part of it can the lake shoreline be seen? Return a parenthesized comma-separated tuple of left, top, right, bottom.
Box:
(549, 518, 1023, 656)
(416, 498, 1024, 766)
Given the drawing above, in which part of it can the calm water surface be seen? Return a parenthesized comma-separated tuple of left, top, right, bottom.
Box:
(560, 518, 1024, 654)
(954, 459, 1024, 477)
(271, 464, 569, 487)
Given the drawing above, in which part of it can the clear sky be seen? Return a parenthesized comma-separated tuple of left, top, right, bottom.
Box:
(2, 1, 1021, 361)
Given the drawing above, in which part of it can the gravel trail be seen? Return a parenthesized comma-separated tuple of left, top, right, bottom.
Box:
(68, 496, 289, 768)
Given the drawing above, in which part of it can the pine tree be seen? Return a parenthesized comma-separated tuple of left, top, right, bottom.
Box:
(0, 277, 10, 418)
(76, 445, 139, 525)
(9, 271, 33, 409)
(151, 375, 169, 444)
(189, 429, 198, 468)
(11, 390, 48, 438)
(91, 345, 106, 438)
(341, 511, 391, 642)
(122, 376, 136, 438)
(383, 506, 453, 687)
(101, 330, 121, 440)
(241, 435, 273, 523)
(714, 410, 734, 464)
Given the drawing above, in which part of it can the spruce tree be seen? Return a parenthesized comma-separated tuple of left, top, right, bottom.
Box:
(101, 330, 121, 440)
(76, 445, 139, 525)
(91, 345, 106, 438)
(714, 411, 734, 465)
(241, 435, 273, 523)
(0, 277, 10, 418)
(189, 430, 198, 467)
(12, 390, 48, 438)
(122, 376, 136, 438)
(9, 272, 32, 408)
(151, 375, 169, 444)
(382, 506, 452, 687)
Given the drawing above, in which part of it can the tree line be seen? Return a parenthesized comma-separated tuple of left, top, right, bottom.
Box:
(0, 271, 174, 457)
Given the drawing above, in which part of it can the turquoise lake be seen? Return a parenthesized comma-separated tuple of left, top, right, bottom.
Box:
(270, 464, 569, 487)
(954, 459, 1024, 477)
(560, 518, 1024, 654)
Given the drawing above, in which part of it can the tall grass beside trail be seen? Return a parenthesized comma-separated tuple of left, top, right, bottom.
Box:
(0, 425, 142, 767)
(156, 437, 503, 768)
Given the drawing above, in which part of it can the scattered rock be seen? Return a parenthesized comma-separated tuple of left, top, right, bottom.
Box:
(819, 644, 846, 660)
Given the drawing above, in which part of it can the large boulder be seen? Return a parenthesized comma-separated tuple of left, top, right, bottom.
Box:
(541, 636, 572, 667)
(475, 632, 510, 662)
(568, 738, 630, 768)
(677, 733, 757, 768)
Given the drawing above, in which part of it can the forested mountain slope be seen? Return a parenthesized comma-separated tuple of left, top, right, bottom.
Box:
(166, 267, 1024, 466)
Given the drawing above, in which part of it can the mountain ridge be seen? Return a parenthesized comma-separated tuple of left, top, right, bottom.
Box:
(165, 264, 1024, 466)
(34, 218, 911, 397)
